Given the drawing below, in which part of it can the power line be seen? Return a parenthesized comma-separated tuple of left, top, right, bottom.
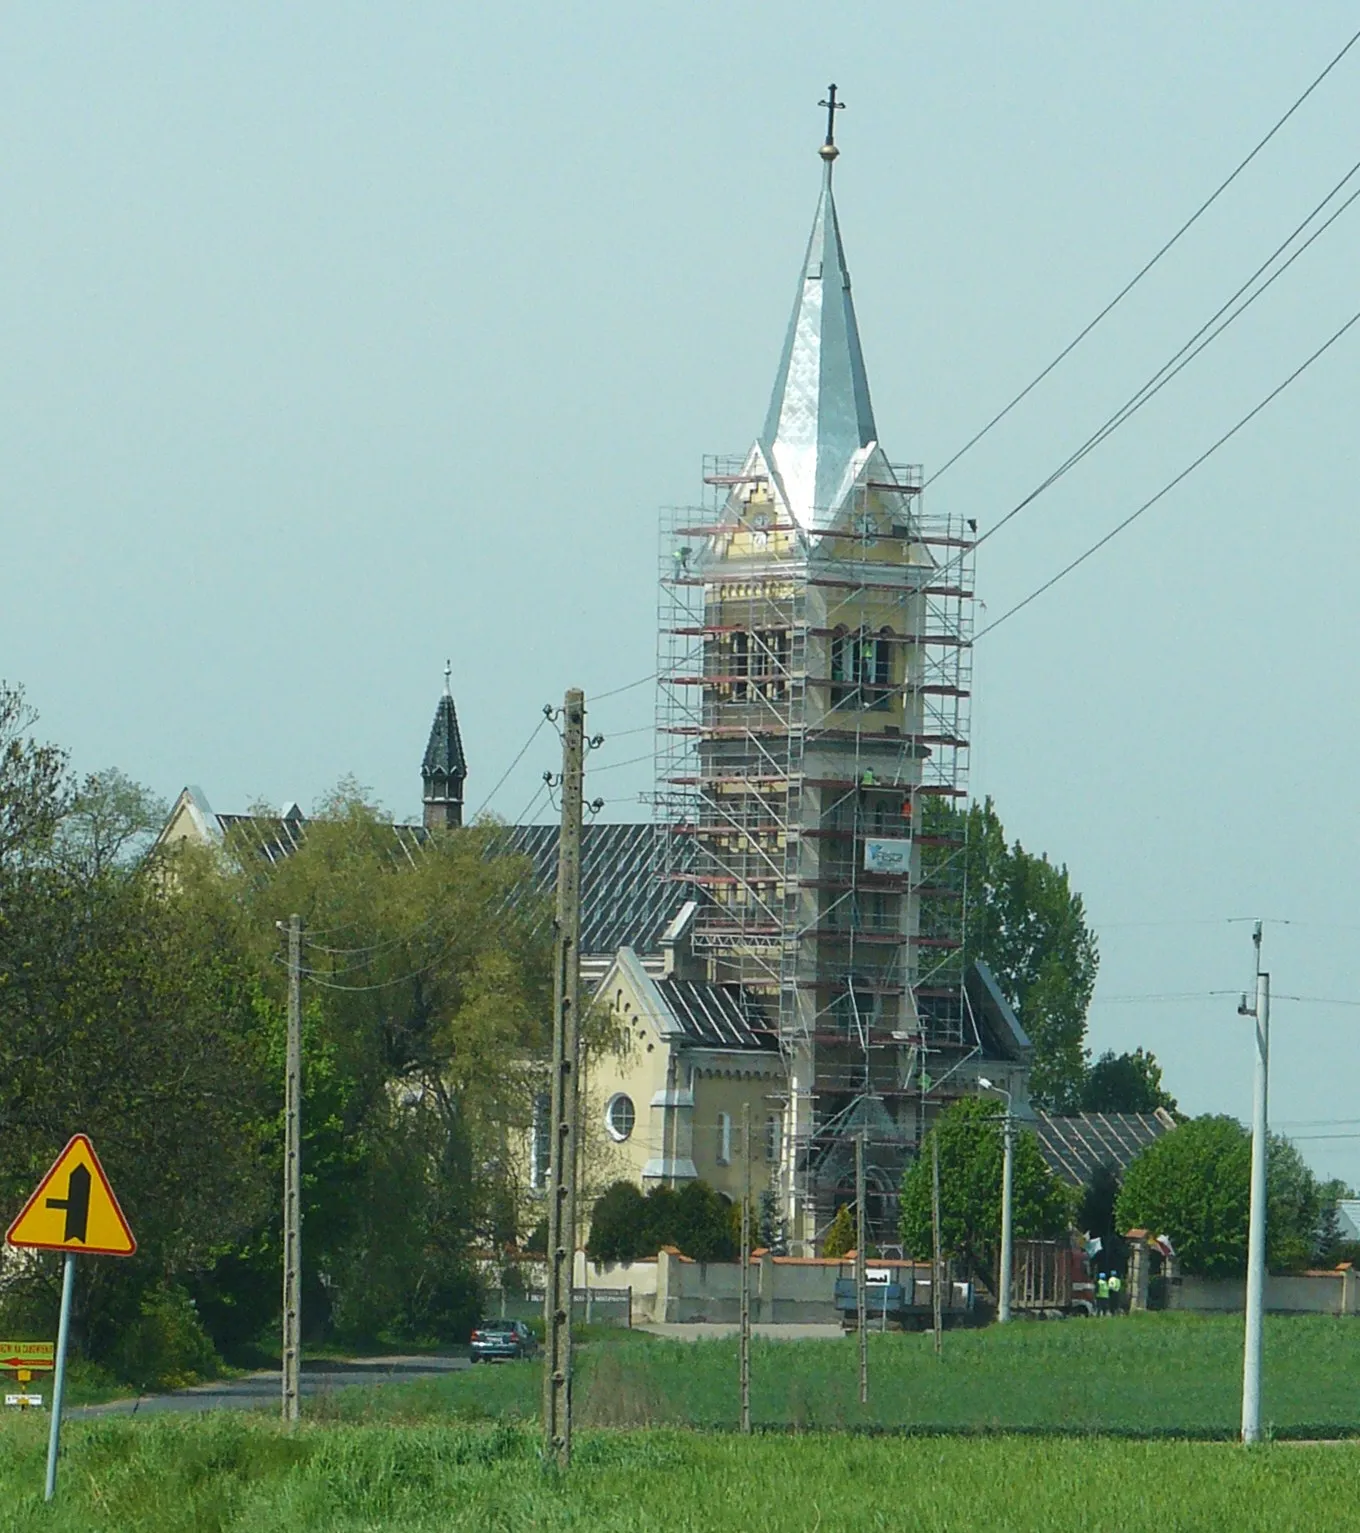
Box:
(959, 158, 1360, 572)
(926, 23, 1360, 485)
(975, 302, 1360, 639)
(592, 671, 657, 702)
(469, 716, 547, 821)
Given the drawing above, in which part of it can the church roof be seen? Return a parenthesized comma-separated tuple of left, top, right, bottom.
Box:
(758, 156, 879, 531)
(652, 977, 778, 1051)
(422, 681, 466, 781)
(1034, 1111, 1176, 1188)
(177, 787, 681, 958)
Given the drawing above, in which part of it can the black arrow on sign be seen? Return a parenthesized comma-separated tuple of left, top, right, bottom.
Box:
(45, 1164, 91, 1243)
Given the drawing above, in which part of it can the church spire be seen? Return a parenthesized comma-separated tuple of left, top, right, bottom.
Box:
(758, 87, 878, 531)
(421, 661, 467, 831)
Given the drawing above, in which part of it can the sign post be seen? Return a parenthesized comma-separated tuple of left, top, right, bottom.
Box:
(5, 1135, 136, 1502)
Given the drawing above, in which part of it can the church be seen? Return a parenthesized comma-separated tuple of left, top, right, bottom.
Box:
(159, 105, 1037, 1254)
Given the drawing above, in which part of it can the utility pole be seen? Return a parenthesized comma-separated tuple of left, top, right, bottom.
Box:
(282, 913, 302, 1426)
(855, 1129, 867, 1404)
(543, 689, 585, 1468)
(1241, 922, 1270, 1444)
(998, 1109, 1014, 1324)
(740, 1104, 751, 1434)
(931, 1133, 943, 1356)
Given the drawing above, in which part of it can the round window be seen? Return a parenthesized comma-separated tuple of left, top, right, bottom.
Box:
(605, 1094, 636, 1142)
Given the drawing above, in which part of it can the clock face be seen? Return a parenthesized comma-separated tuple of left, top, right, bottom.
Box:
(752, 510, 771, 529)
(853, 511, 875, 538)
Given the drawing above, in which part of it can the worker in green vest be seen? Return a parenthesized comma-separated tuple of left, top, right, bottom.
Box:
(1096, 1273, 1110, 1316)
(1107, 1270, 1123, 1313)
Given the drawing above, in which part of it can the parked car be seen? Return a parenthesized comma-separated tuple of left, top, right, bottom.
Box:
(469, 1319, 538, 1363)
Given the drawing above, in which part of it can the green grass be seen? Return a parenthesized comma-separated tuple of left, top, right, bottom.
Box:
(304, 1314, 1360, 1438)
(0, 1414, 1355, 1531)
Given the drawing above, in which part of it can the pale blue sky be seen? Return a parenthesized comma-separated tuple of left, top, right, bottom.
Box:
(3, 5, 1358, 1178)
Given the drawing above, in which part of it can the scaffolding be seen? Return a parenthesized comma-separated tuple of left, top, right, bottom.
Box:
(656, 454, 975, 1246)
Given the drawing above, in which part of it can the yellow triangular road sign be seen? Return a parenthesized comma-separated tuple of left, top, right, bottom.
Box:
(6, 1135, 136, 1257)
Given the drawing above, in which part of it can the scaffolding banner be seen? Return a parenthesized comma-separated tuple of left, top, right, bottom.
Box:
(863, 838, 913, 874)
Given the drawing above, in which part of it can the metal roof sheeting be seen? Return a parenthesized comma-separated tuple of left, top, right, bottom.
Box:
(1034, 1112, 1174, 1187)
(654, 978, 778, 1051)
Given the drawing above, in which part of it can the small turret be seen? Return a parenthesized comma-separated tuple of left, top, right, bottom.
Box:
(422, 661, 467, 830)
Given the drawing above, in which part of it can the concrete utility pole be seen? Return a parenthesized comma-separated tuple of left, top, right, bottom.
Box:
(740, 1104, 752, 1434)
(931, 1132, 944, 1356)
(543, 689, 585, 1468)
(1241, 922, 1270, 1444)
(999, 1112, 1014, 1324)
(282, 913, 302, 1426)
(981, 1077, 1014, 1324)
(855, 1130, 867, 1403)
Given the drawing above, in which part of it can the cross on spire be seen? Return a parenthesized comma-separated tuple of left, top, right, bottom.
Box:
(819, 84, 844, 161)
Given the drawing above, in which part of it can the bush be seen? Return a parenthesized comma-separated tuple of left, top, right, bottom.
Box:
(107, 1285, 220, 1393)
(588, 1181, 648, 1263)
(822, 1205, 855, 1258)
(588, 1179, 736, 1262)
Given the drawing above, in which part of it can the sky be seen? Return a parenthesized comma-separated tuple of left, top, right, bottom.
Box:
(2, 5, 1358, 1179)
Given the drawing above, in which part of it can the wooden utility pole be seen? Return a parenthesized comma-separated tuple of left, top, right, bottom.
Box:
(740, 1104, 752, 1434)
(543, 689, 585, 1468)
(931, 1132, 944, 1357)
(855, 1129, 867, 1404)
(282, 913, 302, 1426)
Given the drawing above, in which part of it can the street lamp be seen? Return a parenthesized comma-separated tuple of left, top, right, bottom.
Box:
(978, 1078, 1014, 1325)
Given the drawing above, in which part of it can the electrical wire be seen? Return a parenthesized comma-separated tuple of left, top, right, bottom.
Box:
(587, 751, 654, 775)
(926, 22, 1360, 486)
(975, 302, 1360, 640)
(592, 671, 658, 702)
(956, 159, 1360, 574)
(469, 716, 547, 821)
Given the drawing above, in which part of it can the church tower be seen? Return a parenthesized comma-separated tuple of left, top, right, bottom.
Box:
(657, 95, 976, 1251)
(422, 662, 467, 831)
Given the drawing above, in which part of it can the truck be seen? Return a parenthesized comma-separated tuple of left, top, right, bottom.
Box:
(834, 1261, 976, 1331)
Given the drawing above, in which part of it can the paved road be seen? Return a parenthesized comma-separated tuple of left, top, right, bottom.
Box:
(71, 1353, 472, 1418)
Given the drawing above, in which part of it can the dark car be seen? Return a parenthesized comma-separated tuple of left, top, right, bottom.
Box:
(469, 1318, 538, 1363)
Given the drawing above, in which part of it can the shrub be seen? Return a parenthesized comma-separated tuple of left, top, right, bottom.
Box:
(588, 1181, 648, 1263)
(107, 1285, 220, 1392)
(822, 1205, 855, 1258)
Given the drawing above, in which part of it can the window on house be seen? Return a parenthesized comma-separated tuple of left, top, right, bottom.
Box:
(717, 1112, 732, 1165)
(765, 1113, 781, 1163)
(531, 1091, 551, 1190)
(605, 1093, 636, 1143)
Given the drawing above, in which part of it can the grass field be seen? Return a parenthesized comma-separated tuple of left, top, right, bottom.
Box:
(4, 1317, 1360, 1530)
(310, 1314, 1360, 1439)
(0, 1415, 1355, 1532)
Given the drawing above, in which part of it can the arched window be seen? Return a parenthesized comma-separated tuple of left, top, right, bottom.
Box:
(605, 1093, 636, 1142)
(717, 1111, 732, 1165)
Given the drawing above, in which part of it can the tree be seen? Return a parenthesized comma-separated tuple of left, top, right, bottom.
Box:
(588, 1181, 649, 1263)
(927, 797, 1098, 1110)
(822, 1205, 855, 1258)
(55, 768, 167, 879)
(1115, 1116, 1327, 1277)
(588, 1180, 736, 1262)
(899, 1097, 1072, 1287)
(1081, 1049, 1178, 1115)
(0, 682, 68, 868)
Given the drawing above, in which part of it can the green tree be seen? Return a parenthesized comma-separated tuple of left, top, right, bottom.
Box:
(588, 1181, 649, 1263)
(0, 681, 68, 867)
(927, 797, 1098, 1110)
(55, 767, 167, 879)
(821, 1204, 855, 1258)
(899, 1098, 1072, 1288)
(1081, 1048, 1178, 1115)
(1115, 1116, 1326, 1277)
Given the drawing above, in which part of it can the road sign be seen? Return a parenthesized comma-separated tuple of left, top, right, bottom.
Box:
(5, 1136, 135, 1257)
(0, 1343, 54, 1371)
(5, 1395, 44, 1409)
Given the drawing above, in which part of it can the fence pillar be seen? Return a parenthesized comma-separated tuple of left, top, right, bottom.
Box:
(1125, 1230, 1150, 1313)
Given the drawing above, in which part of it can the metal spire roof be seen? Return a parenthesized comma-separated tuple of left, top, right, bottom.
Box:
(421, 663, 467, 781)
(759, 127, 878, 531)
